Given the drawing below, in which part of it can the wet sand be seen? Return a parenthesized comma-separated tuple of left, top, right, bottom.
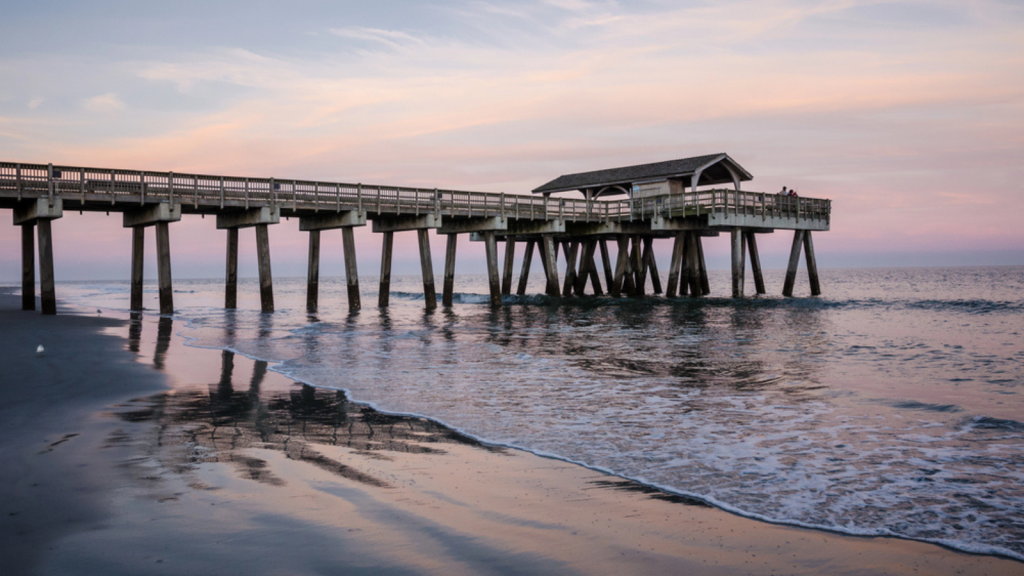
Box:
(2, 289, 1022, 575)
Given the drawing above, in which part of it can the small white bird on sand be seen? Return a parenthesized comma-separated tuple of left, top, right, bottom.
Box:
(36, 345, 45, 355)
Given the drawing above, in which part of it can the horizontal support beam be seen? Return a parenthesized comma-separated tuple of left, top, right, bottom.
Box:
(707, 211, 829, 231)
(711, 226, 774, 234)
(216, 206, 280, 229)
(298, 210, 367, 231)
(651, 216, 707, 231)
(502, 218, 565, 236)
(437, 216, 507, 234)
(122, 202, 182, 228)
(565, 220, 650, 236)
(13, 197, 63, 225)
(372, 213, 441, 233)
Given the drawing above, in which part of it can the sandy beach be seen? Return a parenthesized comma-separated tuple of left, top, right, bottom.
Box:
(1, 289, 1022, 575)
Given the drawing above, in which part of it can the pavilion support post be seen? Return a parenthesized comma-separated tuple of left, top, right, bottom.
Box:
(696, 235, 710, 296)
(644, 237, 662, 294)
(516, 239, 535, 296)
(379, 231, 394, 308)
(130, 226, 145, 311)
(255, 223, 274, 313)
(731, 228, 746, 298)
(803, 230, 821, 296)
(745, 231, 766, 295)
(541, 235, 560, 297)
(21, 223, 35, 311)
(783, 230, 805, 297)
(155, 221, 173, 315)
(306, 230, 320, 313)
(483, 231, 502, 307)
(501, 236, 516, 296)
(225, 228, 238, 309)
(417, 229, 437, 309)
(561, 241, 579, 297)
(37, 220, 57, 316)
(666, 232, 685, 298)
(442, 233, 457, 307)
(341, 227, 360, 311)
(599, 239, 614, 290)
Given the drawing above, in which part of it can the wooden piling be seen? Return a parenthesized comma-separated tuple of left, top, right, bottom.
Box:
(644, 237, 662, 294)
(637, 237, 650, 294)
(611, 236, 628, 297)
(731, 228, 745, 298)
(696, 235, 710, 296)
(442, 233, 457, 307)
(745, 231, 766, 295)
(541, 235, 560, 297)
(630, 235, 644, 296)
(803, 230, 821, 296)
(21, 223, 35, 311)
(561, 241, 579, 296)
(685, 232, 702, 297)
(306, 229, 320, 313)
(155, 221, 173, 315)
(599, 239, 614, 290)
(573, 240, 593, 296)
(379, 231, 394, 308)
(587, 240, 604, 296)
(501, 236, 516, 296)
(131, 226, 145, 311)
(255, 223, 274, 313)
(666, 232, 684, 298)
(225, 228, 238, 309)
(516, 239, 535, 296)
(417, 229, 437, 309)
(783, 230, 805, 297)
(342, 226, 360, 311)
(36, 219, 57, 315)
(680, 232, 693, 296)
(483, 231, 502, 307)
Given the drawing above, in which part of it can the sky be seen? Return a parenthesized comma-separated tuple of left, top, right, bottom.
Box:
(1, 0, 1023, 282)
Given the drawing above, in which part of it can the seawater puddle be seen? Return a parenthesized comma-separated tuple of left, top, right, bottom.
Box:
(47, 266, 1024, 561)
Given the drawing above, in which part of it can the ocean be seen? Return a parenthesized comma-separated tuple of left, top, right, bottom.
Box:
(49, 265, 1024, 561)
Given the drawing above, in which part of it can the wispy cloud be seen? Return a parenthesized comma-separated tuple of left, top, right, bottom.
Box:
(82, 92, 125, 112)
(329, 27, 426, 49)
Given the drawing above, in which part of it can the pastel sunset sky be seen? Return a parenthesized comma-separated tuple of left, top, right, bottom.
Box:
(1, 0, 1022, 281)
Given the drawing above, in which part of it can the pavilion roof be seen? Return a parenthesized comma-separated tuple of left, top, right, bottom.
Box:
(532, 153, 752, 196)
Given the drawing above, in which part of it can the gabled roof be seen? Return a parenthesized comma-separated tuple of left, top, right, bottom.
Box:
(532, 153, 753, 196)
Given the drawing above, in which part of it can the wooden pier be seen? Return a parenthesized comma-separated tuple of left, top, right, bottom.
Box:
(1, 154, 829, 315)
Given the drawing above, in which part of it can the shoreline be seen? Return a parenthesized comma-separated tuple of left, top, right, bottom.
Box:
(2, 290, 1023, 574)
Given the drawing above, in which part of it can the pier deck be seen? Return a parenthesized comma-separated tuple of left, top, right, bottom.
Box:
(2, 161, 830, 314)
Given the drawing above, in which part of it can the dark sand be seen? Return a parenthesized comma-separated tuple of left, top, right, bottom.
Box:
(2, 289, 1022, 575)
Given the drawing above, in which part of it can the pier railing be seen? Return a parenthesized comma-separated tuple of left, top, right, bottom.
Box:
(0, 161, 830, 224)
